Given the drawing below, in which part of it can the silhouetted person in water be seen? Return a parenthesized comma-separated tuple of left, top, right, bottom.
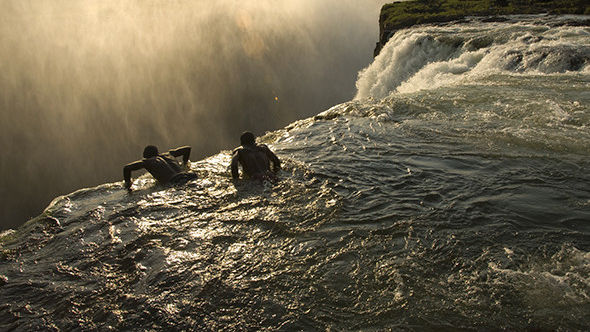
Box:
(124, 145, 196, 191)
(231, 132, 281, 183)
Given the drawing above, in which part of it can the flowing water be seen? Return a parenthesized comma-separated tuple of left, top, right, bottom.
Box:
(1, 15, 590, 331)
(0, 0, 383, 229)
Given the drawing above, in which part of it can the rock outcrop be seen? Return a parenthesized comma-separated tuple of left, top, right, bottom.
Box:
(374, 0, 590, 57)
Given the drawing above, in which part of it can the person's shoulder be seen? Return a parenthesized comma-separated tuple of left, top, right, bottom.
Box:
(160, 152, 175, 159)
(142, 155, 162, 163)
(232, 147, 243, 155)
(257, 144, 272, 152)
(124, 159, 145, 169)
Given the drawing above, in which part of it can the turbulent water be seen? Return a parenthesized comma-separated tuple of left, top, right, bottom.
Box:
(1, 16, 590, 331)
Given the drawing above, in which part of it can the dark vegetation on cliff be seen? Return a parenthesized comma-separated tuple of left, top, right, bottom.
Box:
(375, 0, 590, 56)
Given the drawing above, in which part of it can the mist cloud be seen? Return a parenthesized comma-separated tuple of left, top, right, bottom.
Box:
(0, 0, 386, 229)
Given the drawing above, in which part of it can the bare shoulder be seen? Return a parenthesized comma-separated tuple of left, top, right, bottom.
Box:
(169, 146, 191, 156)
(125, 160, 144, 169)
(259, 144, 277, 156)
(172, 145, 191, 151)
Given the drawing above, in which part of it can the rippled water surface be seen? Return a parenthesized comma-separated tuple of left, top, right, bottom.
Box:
(1, 17, 590, 330)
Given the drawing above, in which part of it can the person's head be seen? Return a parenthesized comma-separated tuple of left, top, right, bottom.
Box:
(240, 131, 256, 146)
(143, 145, 159, 158)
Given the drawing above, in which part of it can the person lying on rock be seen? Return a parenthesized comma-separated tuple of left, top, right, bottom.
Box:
(123, 145, 196, 191)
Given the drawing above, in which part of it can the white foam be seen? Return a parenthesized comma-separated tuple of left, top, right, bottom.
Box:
(355, 20, 590, 100)
(396, 49, 485, 94)
(355, 31, 457, 99)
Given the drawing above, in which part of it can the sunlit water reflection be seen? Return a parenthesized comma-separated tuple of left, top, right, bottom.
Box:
(1, 17, 590, 330)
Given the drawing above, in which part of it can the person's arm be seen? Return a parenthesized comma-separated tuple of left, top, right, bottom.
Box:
(263, 145, 281, 172)
(169, 146, 191, 165)
(123, 161, 145, 190)
(230, 150, 240, 180)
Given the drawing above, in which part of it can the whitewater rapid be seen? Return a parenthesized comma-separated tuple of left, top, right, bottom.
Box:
(1, 15, 589, 330)
(356, 15, 590, 98)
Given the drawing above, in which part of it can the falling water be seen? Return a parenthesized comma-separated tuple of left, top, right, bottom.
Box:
(1, 10, 589, 332)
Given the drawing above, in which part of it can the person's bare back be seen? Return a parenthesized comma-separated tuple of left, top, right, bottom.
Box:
(124, 145, 195, 191)
(231, 132, 280, 182)
(142, 153, 182, 184)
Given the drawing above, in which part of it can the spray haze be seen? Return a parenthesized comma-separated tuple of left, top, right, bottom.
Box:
(0, 0, 385, 229)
